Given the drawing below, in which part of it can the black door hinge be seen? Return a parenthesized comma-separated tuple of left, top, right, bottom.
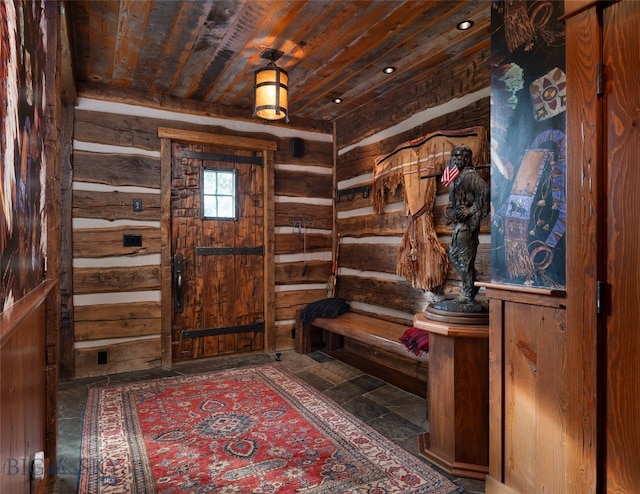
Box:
(597, 62, 604, 97)
(596, 280, 604, 314)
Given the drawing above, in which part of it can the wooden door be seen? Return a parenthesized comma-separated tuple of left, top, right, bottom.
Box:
(171, 141, 265, 360)
(603, 1, 640, 491)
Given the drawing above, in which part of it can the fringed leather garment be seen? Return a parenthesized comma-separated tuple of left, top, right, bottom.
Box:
(372, 127, 489, 292)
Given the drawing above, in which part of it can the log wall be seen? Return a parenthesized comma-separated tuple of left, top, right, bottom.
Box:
(333, 45, 491, 325)
(65, 87, 332, 378)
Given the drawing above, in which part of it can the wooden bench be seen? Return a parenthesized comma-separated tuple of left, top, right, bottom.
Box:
(294, 311, 429, 397)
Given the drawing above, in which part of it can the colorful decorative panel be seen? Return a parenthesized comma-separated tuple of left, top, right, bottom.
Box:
(1, 0, 48, 312)
(490, 0, 566, 288)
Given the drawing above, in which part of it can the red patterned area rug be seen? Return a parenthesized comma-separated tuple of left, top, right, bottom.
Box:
(79, 364, 459, 493)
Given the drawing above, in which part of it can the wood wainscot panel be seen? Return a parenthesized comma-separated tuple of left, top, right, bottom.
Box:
(275, 289, 328, 321)
(75, 337, 162, 378)
(0, 282, 53, 494)
(74, 301, 161, 340)
(73, 151, 161, 188)
(276, 260, 333, 285)
(484, 285, 567, 494)
(73, 226, 161, 257)
(73, 265, 161, 294)
(73, 189, 161, 221)
(275, 202, 333, 230)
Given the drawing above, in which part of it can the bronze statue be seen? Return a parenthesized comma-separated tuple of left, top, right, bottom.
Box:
(434, 145, 490, 312)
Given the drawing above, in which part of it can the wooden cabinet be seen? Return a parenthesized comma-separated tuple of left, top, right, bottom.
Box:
(483, 287, 566, 494)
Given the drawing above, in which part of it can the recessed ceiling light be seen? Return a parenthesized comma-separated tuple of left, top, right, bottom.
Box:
(457, 20, 473, 30)
(383, 66, 396, 74)
(332, 97, 343, 104)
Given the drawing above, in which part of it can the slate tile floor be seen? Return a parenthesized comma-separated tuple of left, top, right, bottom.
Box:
(53, 350, 485, 493)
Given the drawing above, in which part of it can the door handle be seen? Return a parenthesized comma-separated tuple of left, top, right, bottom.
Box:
(173, 254, 184, 313)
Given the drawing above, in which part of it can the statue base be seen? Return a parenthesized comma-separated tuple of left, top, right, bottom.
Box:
(412, 312, 490, 478)
(426, 300, 489, 325)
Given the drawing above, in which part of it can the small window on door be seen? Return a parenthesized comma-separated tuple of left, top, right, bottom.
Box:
(202, 168, 237, 220)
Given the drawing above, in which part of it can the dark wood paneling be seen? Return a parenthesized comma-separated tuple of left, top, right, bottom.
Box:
(565, 5, 602, 493)
(72, 190, 161, 221)
(275, 233, 332, 255)
(275, 202, 332, 230)
(75, 301, 161, 342)
(73, 266, 161, 294)
(77, 82, 333, 134)
(73, 151, 161, 188)
(274, 169, 333, 198)
(73, 226, 161, 257)
(275, 260, 332, 285)
(336, 185, 404, 213)
(275, 289, 328, 321)
(274, 139, 333, 166)
(336, 45, 490, 150)
(60, 104, 76, 381)
(337, 275, 432, 315)
(340, 243, 400, 274)
(603, 2, 640, 491)
(337, 210, 408, 237)
(75, 338, 161, 378)
(1, 287, 49, 494)
(74, 110, 162, 151)
(336, 98, 490, 183)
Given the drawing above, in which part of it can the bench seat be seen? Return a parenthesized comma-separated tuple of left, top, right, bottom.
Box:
(295, 310, 428, 396)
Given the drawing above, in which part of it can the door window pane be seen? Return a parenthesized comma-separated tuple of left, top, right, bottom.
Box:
(202, 169, 237, 219)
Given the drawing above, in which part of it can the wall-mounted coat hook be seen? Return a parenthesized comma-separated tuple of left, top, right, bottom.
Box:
(335, 184, 372, 203)
(289, 216, 313, 236)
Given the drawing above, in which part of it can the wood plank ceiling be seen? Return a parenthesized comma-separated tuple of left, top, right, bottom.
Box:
(66, 0, 490, 124)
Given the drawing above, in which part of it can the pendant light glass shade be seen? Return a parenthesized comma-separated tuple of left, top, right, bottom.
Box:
(254, 63, 289, 122)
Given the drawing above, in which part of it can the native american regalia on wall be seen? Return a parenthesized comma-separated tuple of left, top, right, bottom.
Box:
(372, 127, 489, 292)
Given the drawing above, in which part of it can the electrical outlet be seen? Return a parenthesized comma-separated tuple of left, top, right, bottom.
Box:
(133, 199, 143, 212)
(123, 234, 142, 247)
(98, 351, 107, 365)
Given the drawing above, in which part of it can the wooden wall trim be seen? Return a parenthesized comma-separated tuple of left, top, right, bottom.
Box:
(263, 151, 276, 351)
(479, 282, 566, 298)
(160, 138, 172, 368)
(561, 1, 607, 20)
(80, 82, 332, 135)
(565, 2, 603, 493)
(158, 127, 278, 151)
(0, 280, 57, 347)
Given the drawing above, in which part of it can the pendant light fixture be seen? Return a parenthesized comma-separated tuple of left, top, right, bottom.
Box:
(254, 48, 289, 122)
